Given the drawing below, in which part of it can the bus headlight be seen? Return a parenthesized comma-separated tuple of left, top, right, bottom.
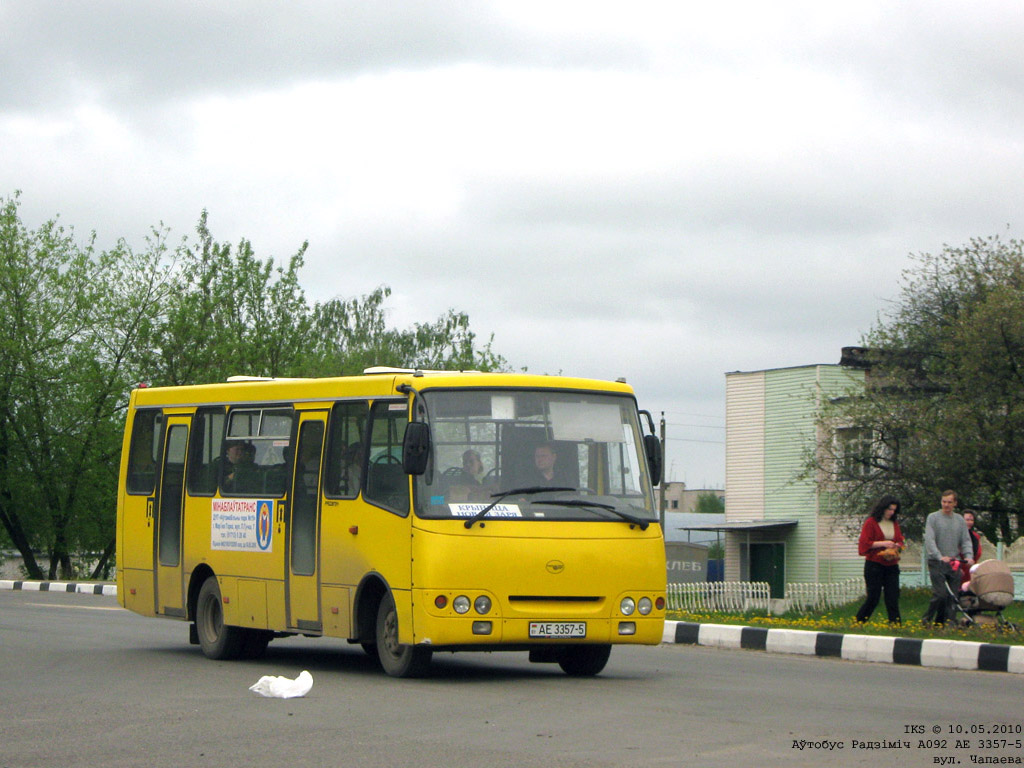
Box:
(638, 597, 653, 615)
(453, 595, 471, 614)
(620, 597, 636, 616)
(474, 595, 492, 615)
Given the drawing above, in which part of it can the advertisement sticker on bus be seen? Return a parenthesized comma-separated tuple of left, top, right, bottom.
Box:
(211, 499, 275, 552)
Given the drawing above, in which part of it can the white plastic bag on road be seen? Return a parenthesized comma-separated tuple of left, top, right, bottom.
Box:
(248, 670, 313, 698)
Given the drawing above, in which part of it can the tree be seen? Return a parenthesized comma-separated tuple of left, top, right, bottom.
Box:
(146, 211, 313, 385)
(0, 197, 508, 578)
(305, 287, 507, 376)
(150, 214, 507, 384)
(813, 236, 1024, 545)
(0, 194, 171, 578)
(694, 491, 725, 515)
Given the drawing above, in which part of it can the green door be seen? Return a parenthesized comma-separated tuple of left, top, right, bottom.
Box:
(750, 543, 785, 599)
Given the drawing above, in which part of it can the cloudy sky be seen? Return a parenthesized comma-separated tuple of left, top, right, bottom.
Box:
(3, 1, 1023, 487)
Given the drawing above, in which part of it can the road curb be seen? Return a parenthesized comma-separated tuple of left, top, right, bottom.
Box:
(0, 579, 117, 596)
(663, 620, 1024, 674)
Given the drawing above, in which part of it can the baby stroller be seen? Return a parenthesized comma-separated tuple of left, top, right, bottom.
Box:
(947, 559, 1018, 630)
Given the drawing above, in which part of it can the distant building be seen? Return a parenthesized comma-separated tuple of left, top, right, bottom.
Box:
(687, 363, 866, 597)
(659, 482, 724, 514)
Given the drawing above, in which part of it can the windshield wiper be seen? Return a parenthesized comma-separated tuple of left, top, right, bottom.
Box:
(463, 486, 575, 529)
(532, 499, 650, 530)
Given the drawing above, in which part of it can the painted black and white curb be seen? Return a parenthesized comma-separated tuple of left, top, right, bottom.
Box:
(664, 620, 1024, 674)
(1, 579, 117, 596)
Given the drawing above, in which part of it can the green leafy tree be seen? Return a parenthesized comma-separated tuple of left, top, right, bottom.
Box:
(0, 194, 171, 578)
(305, 286, 506, 376)
(147, 211, 312, 385)
(694, 491, 725, 515)
(0, 197, 508, 579)
(813, 236, 1024, 545)
(151, 215, 507, 384)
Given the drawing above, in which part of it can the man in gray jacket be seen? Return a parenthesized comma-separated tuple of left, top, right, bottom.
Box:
(921, 490, 974, 625)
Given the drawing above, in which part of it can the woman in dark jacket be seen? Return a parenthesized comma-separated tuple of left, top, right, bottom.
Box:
(855, 495, 905, 624)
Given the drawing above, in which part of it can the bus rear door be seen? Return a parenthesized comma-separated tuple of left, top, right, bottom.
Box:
(155, 416, 189, 617)
(287, 412, 327, 632)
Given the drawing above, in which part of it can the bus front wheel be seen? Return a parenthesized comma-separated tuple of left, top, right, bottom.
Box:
(196, 576, 245, 660)
(557, 644, 611, 677)
(375, 592, 432, 677)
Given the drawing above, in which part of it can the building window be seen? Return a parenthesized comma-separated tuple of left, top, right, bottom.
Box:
(836, 427, 873, 479)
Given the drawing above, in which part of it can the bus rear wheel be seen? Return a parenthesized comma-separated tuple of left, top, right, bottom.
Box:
(196, 576, 245, 660)
(557, 644, 611, 677)
(375, 592, 432, 678)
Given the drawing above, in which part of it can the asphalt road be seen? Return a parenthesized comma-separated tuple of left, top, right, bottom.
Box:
(1, 590, 1021, 768)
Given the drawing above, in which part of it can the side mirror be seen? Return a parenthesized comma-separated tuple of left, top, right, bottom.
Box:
(402, 422, 431, 475)
(644, 433, 663, 487)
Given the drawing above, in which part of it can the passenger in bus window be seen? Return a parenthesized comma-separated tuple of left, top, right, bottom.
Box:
(222, 440, 259, 493)
(458, 450, 484, 485)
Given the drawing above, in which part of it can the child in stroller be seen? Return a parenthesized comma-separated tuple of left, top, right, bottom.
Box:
(946, 559, 1018, 630)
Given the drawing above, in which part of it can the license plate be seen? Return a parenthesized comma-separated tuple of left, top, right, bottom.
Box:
(529, 622, 586, 639)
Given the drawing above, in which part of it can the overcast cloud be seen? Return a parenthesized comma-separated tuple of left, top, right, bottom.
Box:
(3, 1, 1023, 487)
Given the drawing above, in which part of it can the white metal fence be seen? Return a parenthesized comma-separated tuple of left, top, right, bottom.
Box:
(784, 578, 864, 613)
(667, 581, 772, 614)
(667, 577, 865, 615)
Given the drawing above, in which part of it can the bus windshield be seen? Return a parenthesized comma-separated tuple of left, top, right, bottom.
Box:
(414, 389, 657, 523)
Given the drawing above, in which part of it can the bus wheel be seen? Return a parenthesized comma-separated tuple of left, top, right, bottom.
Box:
(375, 592, 432, 678)
(557, 644, 611, 677)
(195, 576, 244, 660)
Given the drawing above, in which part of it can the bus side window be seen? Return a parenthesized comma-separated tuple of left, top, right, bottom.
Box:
(364, 400, 409, 515)
(126, 409, 163, 495)
(218, 407, 293, 496)
(187, 407, 225, 496)
(324, 401, 368, 498)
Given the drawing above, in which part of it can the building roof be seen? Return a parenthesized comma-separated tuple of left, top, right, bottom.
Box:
(663, 512, 729, 543)
(680, 520, 799, 533)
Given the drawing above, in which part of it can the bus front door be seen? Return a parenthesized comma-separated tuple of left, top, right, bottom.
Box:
(286, 412, 327, 632)
(154, 417, 189, 617)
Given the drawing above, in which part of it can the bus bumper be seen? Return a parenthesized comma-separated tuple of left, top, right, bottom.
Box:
(411, 590, 665, 647)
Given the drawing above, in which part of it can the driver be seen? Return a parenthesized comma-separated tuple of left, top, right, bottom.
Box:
(532, 442, 560, 487)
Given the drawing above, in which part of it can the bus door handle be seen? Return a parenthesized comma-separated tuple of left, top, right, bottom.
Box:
(146, 498, 155, 527)
(276, 501, 286, 531)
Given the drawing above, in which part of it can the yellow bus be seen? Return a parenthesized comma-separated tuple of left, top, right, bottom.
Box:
(116, 369, 666, 677)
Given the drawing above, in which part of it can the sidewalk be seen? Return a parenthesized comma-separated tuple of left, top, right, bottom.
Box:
(663, 620, 1024, 674)
(0, 579, 117, 596)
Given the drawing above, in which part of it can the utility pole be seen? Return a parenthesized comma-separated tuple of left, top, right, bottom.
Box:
(658, 411, 666, 530)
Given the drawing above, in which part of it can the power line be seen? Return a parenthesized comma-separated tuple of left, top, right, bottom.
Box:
(661, 411, 724, 421)
(665, 422, 725, 430)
